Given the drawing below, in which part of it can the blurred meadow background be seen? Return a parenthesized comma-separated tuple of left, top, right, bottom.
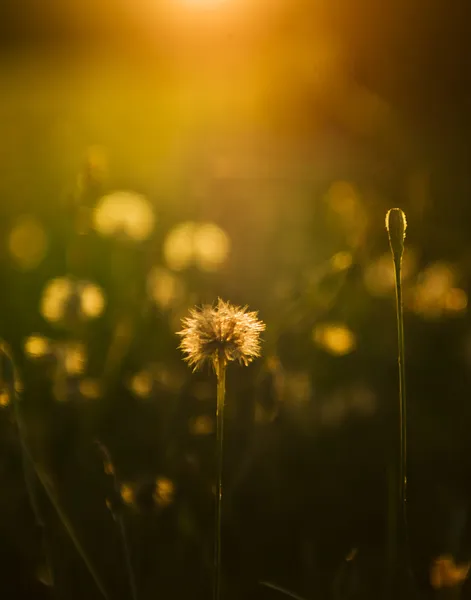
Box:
(1, 0, 471, 598)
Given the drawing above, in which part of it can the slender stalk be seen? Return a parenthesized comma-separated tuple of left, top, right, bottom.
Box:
(214, 352, 226, 600)
(393, 256, 407, 529)
(13, 395, 109, 599)
(97, 442, 138, 600)
(385, 208, 408, 597)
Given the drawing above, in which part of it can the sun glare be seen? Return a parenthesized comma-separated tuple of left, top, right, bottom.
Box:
(180, 0, 228, 6)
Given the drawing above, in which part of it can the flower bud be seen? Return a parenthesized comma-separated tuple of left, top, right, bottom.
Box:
(386, 208, 407, 260)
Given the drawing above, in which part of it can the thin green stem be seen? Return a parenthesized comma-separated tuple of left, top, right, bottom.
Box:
(214, 353, 226, 600)
(97, 442, 138, 600)
(393, 257, 407, 529)
(386, 254, 408, 598)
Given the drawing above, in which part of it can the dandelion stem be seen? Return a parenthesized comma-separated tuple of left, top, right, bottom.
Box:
(214, 352, 226, 600)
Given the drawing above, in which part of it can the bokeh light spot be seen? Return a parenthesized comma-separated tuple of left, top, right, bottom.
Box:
(80, 283, 106, 319)
(40, 277, 74, 323)
(164, 222, 197, 271)
(154, 478, 175, 508)
(93, 191, 155, 242)
(8, 216, 48, 270)
(163, 221, 230, 271)
(120, 483, 135, 506)
(62, 342, 87, 375)
(40, 277, 106, 324)
(0, 390, 10, 407)
(193, 222, 230, 272)
(130, 370, 154, 398)
(409, 262, 462, 319)
(313, 323, 356, 356)
(24, 335, 50, 358)
(445, 288, 468, 313)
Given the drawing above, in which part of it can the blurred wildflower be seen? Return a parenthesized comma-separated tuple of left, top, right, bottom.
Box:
(93, 191, 155, 242)
(24, 335, 51, 359)
(164, 222, 196, 271)
(40, 277, 106, 325)
(8, 216, 48, 270)
(0, 390, 10, 407)
(430, 555, 471, 589)
(51, 342, 88, 402)
(153, 477, 175, 508)
(177, 298, 265, 370)
(59, 342, 87, 376)
(164, 221, 230, 272)
(80, 283, 106, 318)
(313, 323, 356, 356)
(193, 222, 230, 272)
(120, 484, 135, 506)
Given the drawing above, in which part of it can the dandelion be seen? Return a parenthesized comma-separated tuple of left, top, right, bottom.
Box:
(177, 298, 265, 600)
(177, 298, 265, 371)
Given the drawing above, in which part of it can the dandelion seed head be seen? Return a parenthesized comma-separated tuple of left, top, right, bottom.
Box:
(177, 298, 265, 371)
